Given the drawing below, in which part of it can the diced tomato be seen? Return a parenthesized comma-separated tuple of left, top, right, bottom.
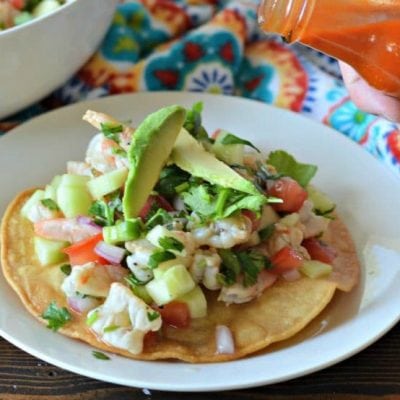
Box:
(242, 210, 261, 232)
(10, 0, 25, 10)
(268, 177, 308, 213)
(138, 195, 174, 220)
(62, 233, 108, 266)
(143, 331, 159, 349)
(157, 302, 190, 329)
(270, 246, 303, 274)
(302, 238, 337, 264)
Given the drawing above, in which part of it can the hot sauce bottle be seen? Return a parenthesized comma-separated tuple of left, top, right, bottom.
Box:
(258, 0, 400, 96)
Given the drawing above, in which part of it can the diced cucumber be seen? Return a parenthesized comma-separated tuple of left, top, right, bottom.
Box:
(212, 141, 244, 165)
(130, 284, 153, 304)
(177, 285, 207, 318)
(20, 190, 45, 221)
(103, 219, 142, 244)
(57, 183, 92, 218)
(33, 0, 62, 18)
(152, 258, 181, 280)
(87, 168, 128, 200)
(34, 236, 68, 267)
(306, 185, 335, 215)
(60, 174, 89, 187)
(300, 260, 332, 279)
(145, 264, 195, 306)
(50, 175, 62, 189)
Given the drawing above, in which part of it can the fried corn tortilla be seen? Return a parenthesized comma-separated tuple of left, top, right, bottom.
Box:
(1, 189, 360, 362)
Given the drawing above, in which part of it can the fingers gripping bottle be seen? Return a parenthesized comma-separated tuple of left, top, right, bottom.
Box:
(258, 0, 400, 96)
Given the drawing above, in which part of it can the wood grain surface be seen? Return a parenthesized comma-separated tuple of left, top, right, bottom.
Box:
(1, 322, 399, 400)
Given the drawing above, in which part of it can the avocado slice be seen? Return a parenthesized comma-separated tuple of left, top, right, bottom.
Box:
(122, 105, 186, 219)
(171, 129, 260, 195)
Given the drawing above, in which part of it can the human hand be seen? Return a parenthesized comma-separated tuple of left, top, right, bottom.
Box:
(339, 61, 400, 123)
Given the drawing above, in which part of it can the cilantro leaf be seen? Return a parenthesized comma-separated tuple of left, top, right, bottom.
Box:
(237, 250, 269, 287)
(219, 131, 260, 152)
(148, 251, 176, 269)
(182, 185, 216, 217)
(183, 102, 210, 142)
(60, 264, 72, 276)
(41, 198, 60, 211)
(259, 224, 275, 241)
(222, 194, 267, 218)
(155, 165, 190, 199)
(145, 208, 173, 230)
(267, 150, 317, 187)
(158, 236, 184, 252)
(218, 249, 241, 286)
(103, 325, 120, 333)
(92, 350, 110, 360)
(42, 301, 72, 331)
(89, 192, 122, 226)
(147, 311, 160, 322)
(100, 122, 123, 143)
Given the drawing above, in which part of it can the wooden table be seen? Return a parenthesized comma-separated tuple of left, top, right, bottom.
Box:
(1, 322, 399, 400)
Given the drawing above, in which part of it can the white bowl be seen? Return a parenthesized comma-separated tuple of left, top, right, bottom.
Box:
(0, 0, 118, 119)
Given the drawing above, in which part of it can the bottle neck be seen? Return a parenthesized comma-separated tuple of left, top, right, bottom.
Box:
(258, 0, 316, 42)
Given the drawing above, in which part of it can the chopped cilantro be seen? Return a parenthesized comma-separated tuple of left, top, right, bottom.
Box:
(218, 249, 241, 286)
(158, 236, 184, 252)
(111, 147, 127, 157)
(145, 208, 173, 230)
(89, 192, 122, 226)
(219, 131, 260, 152)
(147, 311, 160, 322)
(92, 350, 110, 360)
(148, 251, 176, 269)
(86, 311, 99, 326)
(155, 165, 190, 199)
(40, 198, 60, 211)
(183, 102, 210, 142)
(267, 150, 317, 187)
(60, 264, 72, 276)
(42, 301, 72, 331)
(103, 325, 120, 333)
(259, 224, 275, 241)
(100, 122, 123, 143)
(237, 250, 268, 287)
(125, 272, 148, 287)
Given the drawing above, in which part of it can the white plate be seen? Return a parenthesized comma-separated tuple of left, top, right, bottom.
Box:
(1, 92, 400, 392)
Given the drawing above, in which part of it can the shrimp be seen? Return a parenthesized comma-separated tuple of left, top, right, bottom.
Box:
(125, 239, 157, 283)
(87, 283, 162, 354)
(85, 133, 129, 174)
(298, 200, 330, 238)
(34, 217, 102, 243)
(218, 270, 277, 304)
(82, 110, 133, 151)
(189, 249, 222, 290)
(190, 214, 252, 249)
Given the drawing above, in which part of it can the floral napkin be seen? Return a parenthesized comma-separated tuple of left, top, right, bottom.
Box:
(1, 0, 399, 177)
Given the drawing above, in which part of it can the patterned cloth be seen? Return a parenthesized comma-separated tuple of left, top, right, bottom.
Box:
(1, 0, 399, 176)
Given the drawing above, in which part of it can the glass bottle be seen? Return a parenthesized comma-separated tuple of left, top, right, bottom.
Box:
(258, 0, 400, 96)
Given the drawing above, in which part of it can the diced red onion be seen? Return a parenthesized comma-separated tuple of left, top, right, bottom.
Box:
(95, 241, 125, 265)
(282, 269, 302, 282)
(215, 325, 235, 354)
(67, 296, 99, 314)
(76, 215, 102, 231)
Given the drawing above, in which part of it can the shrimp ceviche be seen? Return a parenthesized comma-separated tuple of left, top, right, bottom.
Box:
(0, 0, 71, 31)
(1, 103, 359, 362)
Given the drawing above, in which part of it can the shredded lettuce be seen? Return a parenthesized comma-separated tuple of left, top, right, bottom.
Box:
(267, 150, 317, 187)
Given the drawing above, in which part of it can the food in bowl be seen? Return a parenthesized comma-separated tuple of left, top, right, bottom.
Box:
(0, 0, 73, 30)
(0, 104, 360, 362)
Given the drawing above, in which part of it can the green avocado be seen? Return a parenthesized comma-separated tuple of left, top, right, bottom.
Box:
(122, 105, 186, 219)
(171, 128, 260, 195)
